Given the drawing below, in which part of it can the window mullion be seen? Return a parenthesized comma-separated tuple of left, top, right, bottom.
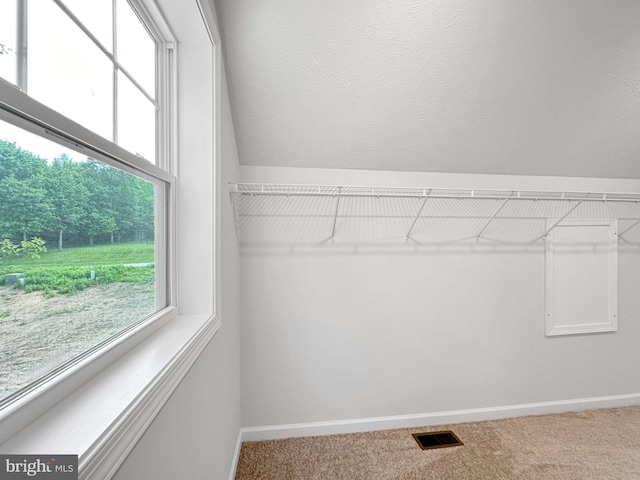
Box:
(52, 0, 113, 65)
(53, 0, 158, 107)
(16, 0, 27, 92)
(117, 65, 158, 106)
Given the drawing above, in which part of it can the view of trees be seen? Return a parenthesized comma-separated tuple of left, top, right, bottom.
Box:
(0, 139, 154, 250)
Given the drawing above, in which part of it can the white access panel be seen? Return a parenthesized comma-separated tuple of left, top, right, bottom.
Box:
(545, 219, 618, 336)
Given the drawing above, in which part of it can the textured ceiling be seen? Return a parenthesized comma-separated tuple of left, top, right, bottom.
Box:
(215, 0, 640, 178)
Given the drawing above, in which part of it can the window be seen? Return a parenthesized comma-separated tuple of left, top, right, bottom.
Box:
(0, 0, 175, 408)
(0, 0, 162, 164)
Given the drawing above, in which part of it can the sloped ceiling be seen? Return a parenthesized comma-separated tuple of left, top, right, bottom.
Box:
(215, 0, 640, 178)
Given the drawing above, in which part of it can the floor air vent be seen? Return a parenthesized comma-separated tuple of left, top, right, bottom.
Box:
(412, 431, 464, 450)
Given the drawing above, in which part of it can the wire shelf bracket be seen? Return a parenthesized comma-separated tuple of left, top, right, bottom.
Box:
(617, 203, 640, 240)
(533, 195, 590, 242)
(405, 189, 432, 242)
(328, 187, 342, 243)
(476, 191, 514, 240)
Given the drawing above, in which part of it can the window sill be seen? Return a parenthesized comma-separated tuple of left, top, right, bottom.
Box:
(0, 312, 220, 480)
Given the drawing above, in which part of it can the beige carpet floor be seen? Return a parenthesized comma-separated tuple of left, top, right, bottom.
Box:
(235, 406, 640, 479)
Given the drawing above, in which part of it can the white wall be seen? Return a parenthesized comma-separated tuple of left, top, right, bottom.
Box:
(217, 0, 640, 179)
(113, 2, 242, 479)
(239, 165, 640, 428)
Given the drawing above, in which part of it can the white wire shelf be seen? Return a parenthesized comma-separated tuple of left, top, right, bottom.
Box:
(229, 182, 640, 245)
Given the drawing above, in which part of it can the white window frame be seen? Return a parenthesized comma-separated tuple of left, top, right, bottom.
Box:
(0, 0, 177, 405)
(0, 1, 221, 478)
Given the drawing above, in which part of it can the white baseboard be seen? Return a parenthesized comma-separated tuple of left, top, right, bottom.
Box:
(228, 430, 243, 480)
(240, 392, 640, 443)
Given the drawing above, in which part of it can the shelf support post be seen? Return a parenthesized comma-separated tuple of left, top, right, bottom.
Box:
(476, 192, 514, 239)
(405, 189, 432, 242)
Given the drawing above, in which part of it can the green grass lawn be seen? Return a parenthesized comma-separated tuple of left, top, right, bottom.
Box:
(1, 243, 155, 295)
(1, 242, 154, 269)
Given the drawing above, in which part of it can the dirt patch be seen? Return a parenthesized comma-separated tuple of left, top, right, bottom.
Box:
(0, 282, 155, 399)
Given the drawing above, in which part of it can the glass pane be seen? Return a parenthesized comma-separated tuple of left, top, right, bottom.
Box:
(0, 118, 158, 402)
(117, 71, 156, 162)
(28, 1, 113, 141)
(0, 1, 17, 85)
(117, 0, 156, 97)
(60, 0, 113, 53)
